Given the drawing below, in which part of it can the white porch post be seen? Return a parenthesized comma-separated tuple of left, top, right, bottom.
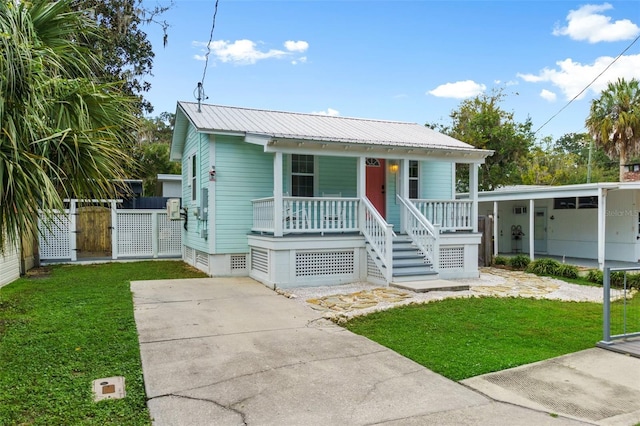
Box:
(493, 201, 499, 256)
(469, 163, 479, 233)
(529, 199, 535, 261)
(598, 187, 607, 270)
(274, 152, 284, 237)
(357, 156, 366, 230)
(400, 159, 409, 233)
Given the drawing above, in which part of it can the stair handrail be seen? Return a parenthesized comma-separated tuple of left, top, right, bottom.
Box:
(397, 195, 440, 269)
(360, 197, 394, 283)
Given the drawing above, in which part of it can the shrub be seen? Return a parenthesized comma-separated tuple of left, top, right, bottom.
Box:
(509, 254, 530, 270)
(526, 258, 561, 276)
(586, 269, 603, 284)
(586, 269, 640, 288)
(493, 256, 508, 266)
(556, 263, 579, 279)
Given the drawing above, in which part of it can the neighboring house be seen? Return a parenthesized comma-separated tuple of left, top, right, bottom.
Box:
(478, 182, 640, 269)
(157, 174, 182, 198)
(170, 102, 492, 288)
(0, 239, 20, 288)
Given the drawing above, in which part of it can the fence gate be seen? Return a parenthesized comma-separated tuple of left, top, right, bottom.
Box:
(76, 205, 112, 258)
(598, 267, 640, 358)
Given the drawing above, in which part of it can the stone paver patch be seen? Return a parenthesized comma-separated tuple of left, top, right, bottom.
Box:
(306, 288, 412, 312)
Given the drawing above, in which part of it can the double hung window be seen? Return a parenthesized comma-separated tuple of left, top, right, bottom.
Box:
(291, 154, 314, 197)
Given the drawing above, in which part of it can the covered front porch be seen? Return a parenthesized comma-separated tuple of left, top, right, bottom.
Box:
(247, 152, 483, 288)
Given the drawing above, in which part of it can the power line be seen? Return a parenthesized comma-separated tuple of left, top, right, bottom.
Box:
(534, 32, 640, 135)
(195, 0, 220, 111)
(201, 0, 220, 86)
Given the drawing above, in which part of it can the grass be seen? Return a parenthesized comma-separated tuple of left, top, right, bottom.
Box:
(345, 296, 623, 381)
(0, 261, 207, 425)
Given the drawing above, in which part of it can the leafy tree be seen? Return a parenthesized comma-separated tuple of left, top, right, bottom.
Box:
(430, 90, 535, 191)
(130, 113, 180, 195)
(552, 132, 617, 183)
(586, 78, 640, 182)
(0, 0, 137, 251)
(70, 0, 171, 114)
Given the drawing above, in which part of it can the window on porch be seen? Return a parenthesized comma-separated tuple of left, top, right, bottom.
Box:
(291, 154, 314, 197)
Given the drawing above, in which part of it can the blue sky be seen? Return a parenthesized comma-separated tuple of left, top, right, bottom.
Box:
(142, 1, 640, 141)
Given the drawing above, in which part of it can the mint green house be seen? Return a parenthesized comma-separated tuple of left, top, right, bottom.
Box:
(170, 102, 492, 288)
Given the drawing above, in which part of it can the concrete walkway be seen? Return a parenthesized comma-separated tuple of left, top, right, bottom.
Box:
(131, 277, 598, 425)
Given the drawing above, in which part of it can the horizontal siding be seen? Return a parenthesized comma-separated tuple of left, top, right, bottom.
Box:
(318, 156, 357, 196)
(0, 241, 20, 287)
(422, 162, 453, 199)
(181, 126, 209, 253)
(216, 136, 273, 253)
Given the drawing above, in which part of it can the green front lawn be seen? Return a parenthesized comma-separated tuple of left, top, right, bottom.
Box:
(345, 296, 611, 381)
(0, 261, 207, 425)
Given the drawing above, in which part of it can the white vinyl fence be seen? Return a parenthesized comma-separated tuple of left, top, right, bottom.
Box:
(39, 206, 182, 262)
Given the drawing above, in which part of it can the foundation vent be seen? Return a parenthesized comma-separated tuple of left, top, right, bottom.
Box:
(251, 248, 269, 274)
(295, 250, 354, 277)
(230, 254, 247, 271)
(440, 247, 464, 269)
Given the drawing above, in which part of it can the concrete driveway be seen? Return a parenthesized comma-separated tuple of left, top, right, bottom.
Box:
(132, 277, 598, 425)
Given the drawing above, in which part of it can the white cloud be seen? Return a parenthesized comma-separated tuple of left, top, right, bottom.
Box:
(518, 53, 640, 100)
(312, 108, 340, 116)
(427, 80, 486, 99)
(553, 3, 640, 43)
(284, 40, 309, 52)
(193, 39, 309, 65)
(540, 89, 557, 102)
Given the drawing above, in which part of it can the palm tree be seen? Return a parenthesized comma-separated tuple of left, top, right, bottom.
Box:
(586, 78, 640, 182)
(0, 0, 137, 252)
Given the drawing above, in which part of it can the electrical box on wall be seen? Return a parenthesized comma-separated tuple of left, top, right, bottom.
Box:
(166, 198, 181, 220)
(199, 188, 209, 221)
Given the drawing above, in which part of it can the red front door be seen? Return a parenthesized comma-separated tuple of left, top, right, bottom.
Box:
(366, 158, 386, 217)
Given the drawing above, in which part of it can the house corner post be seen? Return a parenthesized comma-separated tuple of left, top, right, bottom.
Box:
(469, 163, 479, 233)
(529, 199, 535, 261)
(597, 187, 607, 271)
(274, 152, 284, 237)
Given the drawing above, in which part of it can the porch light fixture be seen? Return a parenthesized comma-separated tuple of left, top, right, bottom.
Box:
(389, 162, 399, 173)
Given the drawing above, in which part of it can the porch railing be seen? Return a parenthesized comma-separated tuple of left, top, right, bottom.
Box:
(412, 199, 473, 232)
(252, 196, 360, 235)
(398, 196, 439, 269)
(361, 197, 394, 283)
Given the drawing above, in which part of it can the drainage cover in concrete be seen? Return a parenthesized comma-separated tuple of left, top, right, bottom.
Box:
(92, 376, 126, 402)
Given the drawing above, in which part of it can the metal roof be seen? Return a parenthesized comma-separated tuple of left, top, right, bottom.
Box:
(176, 102, 488, 152)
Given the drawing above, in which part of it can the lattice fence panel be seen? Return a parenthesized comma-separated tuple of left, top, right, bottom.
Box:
(230, 255, 247, 271)
(295, 250, 354, 277)
(158, 213, 182, 255)
(367, 251, 385, 281)
(39, 212, 71, 259)
(117, 213, 153, 256)
(440, 247, 464, 269)
(251, 248, 269, 274)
